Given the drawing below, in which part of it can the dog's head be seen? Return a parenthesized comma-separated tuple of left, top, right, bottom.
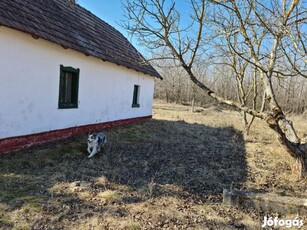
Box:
(87, 133, 97, 144)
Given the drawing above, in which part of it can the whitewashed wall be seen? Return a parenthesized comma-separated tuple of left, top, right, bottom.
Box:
(0, 26, 155, 139)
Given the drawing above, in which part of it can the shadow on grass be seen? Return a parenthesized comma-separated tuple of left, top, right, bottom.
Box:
(104, 120, 247, 196)
(0, 119, 247, 229)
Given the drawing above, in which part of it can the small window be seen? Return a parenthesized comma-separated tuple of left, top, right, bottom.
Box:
(58, 65, 80, 109)
(132, 85, 140, 108)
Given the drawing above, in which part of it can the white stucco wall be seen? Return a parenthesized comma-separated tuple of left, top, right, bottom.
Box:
(0, 26, 155, 139)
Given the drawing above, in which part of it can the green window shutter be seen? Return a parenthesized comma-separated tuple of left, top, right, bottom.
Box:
(71, 69, 79, 104)
(132, 85, 140, 108)
(58, 65, 80, 109)
(59, 65, 66, 105)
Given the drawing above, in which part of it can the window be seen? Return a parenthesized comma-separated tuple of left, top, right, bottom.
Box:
(58, 65, 80, 109)
(132, 85, 140, 108)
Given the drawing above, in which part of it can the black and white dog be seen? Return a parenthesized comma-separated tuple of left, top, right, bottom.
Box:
(87, 132, 107, 158)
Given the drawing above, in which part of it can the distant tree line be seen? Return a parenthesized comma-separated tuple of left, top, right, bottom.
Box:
(154, 63, 307, 115)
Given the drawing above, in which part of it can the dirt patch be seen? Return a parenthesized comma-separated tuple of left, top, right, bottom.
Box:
(0, 103, 306, 229)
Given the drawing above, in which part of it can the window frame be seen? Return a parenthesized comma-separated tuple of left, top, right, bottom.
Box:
(58, 65, 80, 109)
(132, 84, 140, 108)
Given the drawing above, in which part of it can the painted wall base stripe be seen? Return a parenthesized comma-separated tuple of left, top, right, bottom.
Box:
(0, 115, 152, 154)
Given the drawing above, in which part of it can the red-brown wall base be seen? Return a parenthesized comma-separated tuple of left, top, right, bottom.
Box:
(0, 115, 152, 154)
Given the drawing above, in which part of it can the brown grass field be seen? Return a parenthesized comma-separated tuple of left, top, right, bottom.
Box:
(0, 102, 306, 229)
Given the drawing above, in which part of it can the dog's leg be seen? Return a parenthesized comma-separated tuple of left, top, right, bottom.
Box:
(101, 136, 107, 148)
(97, 141, 101, 152)
(88, 147, 98, 158)
(97, 136, 103, 152)
(87, 146, 92, 154)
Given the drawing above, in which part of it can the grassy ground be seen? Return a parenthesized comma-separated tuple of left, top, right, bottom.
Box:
(0, 102, 306, 229)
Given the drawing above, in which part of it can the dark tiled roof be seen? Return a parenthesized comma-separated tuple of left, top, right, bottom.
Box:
(0, 0, 161, 78)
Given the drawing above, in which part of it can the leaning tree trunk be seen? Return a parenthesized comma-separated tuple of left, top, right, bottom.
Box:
(184, 63, 307, 180)
(266, 112, 307, 180)
(163, 24, 306, 179)
(260, 36, 307, 179)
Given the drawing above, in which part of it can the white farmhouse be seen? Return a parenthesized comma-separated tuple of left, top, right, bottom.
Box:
(0, 0, 161, 154)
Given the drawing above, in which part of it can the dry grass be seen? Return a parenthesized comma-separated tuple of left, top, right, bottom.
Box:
(0, 102, 306, 229)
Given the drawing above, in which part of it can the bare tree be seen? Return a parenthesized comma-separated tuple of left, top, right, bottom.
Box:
(154, 60, 187, 103)
(122, 0, 307, 179)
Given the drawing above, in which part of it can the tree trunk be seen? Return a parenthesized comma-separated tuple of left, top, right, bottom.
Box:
(292, 156, 305, 179)
(267, 115, 307, 179)
(165, 89, 169, 103)
(191, 96, 195, 112)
